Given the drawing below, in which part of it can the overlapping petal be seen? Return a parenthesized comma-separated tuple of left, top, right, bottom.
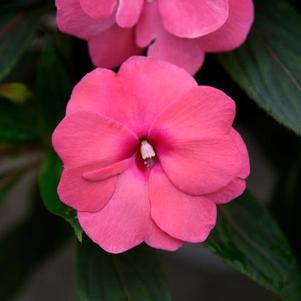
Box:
(148, 31, 205, 75)
(88, 25, 142, 70)
(80, 0, 117, 19)
(149, 166, 216, 242)
(67, 57, 197, 135)
(57, 162, 119, 212)
(78, 164, 182, 253)
(136, 2, 205, 74)
(207, 129, 250, 204)
(55, 0, 115, 39)
(158, 0, 229, 38)
(150, 87, 241, 195)
(52, 111, 138, 169)
(118, 56, 197, 134)
(116, 0, 144, 28)
(199, 0, 254, 52)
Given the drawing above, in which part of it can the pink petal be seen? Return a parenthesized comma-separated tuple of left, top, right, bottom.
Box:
(156, 137, 242, 196)
(57, 162, 119, 212)
(150, 86, 236, 144)
(67, 56, 196, 135)
(78, 164, 181, 253)
(207, 178, 246, 204)
(136, 2, 205, 74)
(135, 1, 159, 48)
(66, 68, 121, 115)
(149, 87, 243, 195)
(231, 129, 250, 178)
(148, 30, 205, 75)
(82, 158, 131, 181)
(117, 56, 198, 134)
(158, 0, 229, 38)
(207, 129, 250, 204)
(116, 0, 144, 28)
(55, 0, 114, 39)
(149, 166, 216, 242)
(88, 25, 142, 69)
(199, 0, 254, 52)
(145, 221, 183, 251)
(52, 111, 138, 169)
(79, 0, 117, 19)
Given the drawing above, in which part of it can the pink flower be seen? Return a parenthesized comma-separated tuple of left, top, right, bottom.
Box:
(55, 0, 254, 74)
(52, 56, 250, 253)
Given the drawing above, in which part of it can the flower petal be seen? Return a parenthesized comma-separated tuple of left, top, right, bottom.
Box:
(149, 166, 216, 242)
(136, 2, 205, 74)
(88, 25, 142, 69)
(118, 56, 198, 134)
(207, 178, 246, 204)
(150, 86, 236, 144)
(158, 0, 229, 38)
(78, 164, 181, 253)
(55, 0, 114, 39)
(82, 158, 131, 181)
(148, 30, 205, 75)
(156, 136, 242, 195)
(116, 0, 144, 28)
(199, 0, 254, 52)
(135, 1, 158, 48)
(206, 129, 250, 204)
(149, 87, 241, 195)
(231, 129, 250, 178)
(67, 57, 196, 134)
(52, 111, 138, 169)
(79, 0, 117, 19)
(58, 162, 118, 212)
(66, 68, 120, 115)
(145, 221, 183, 251)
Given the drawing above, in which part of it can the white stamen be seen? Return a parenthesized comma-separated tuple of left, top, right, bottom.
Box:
(140, 140, 156, 160)
(140, 140, 156, 168)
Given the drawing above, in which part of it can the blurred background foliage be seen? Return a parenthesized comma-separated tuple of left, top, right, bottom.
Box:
(0, 0, 301, 300)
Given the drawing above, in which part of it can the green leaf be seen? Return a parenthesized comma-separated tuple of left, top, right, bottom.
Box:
(0, 198, 71, 300)
(0, 82, 32, 104)
(0, 8, 44, 81)
(218, 0, 301, 135)
(38, 151, 83, 242)
(36, 40, 72, 133)
(205, 191, 301, 301)
(77, 238, 171, 301)
(0, 99, 40, 143)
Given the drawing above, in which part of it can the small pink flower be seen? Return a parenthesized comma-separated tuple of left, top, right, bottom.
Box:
(52, 56, 250, 253)
(55, 0, 254, 74)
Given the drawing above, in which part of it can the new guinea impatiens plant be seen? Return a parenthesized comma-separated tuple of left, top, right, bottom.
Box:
(52, 56, 250, 254)
(55, 0, 254, 74)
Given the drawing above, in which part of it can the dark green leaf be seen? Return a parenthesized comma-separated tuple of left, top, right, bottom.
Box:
(0, 99, 40, 143)
(38, 151, 82, 241)
(77, 238, 171, 301)
(218, 0, 301, 135)
(0, 8, 43, 81)
(205, 191, 301, 301)
(36, 40, 72, 133)
(0, 199, 70, 300)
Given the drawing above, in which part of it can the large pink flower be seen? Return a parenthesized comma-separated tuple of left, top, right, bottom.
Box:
(52, 56, 250, 253)
(55, 0, 254, 74)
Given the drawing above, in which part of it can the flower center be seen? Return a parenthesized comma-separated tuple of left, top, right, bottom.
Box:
(140, 140, 156, 168)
